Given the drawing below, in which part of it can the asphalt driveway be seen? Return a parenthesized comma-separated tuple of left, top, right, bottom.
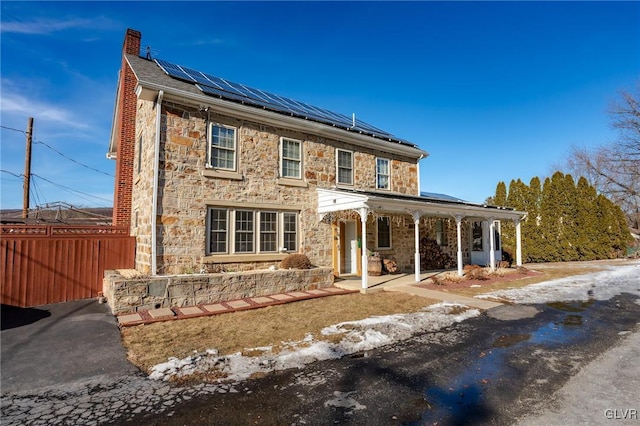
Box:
(1, 299, 141, 395)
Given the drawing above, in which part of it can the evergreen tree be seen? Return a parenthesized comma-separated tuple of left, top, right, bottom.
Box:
(494, 181, 507, 207)
(575, 177, 599, 260)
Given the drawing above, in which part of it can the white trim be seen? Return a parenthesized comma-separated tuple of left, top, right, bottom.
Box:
(336, 148, 354, 186)
(208, 122, 238, 171)
(280, 137, 303, 180)
(375, 157, 391, 190)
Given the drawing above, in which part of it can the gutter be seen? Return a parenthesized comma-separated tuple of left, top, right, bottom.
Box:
(151, 90, 164, 275)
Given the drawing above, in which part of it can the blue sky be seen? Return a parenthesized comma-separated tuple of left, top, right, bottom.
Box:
(1, 1, 639, 209)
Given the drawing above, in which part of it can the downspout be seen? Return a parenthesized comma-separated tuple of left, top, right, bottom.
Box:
(151, 90, 164, 276)
(416, 154, 424, 195)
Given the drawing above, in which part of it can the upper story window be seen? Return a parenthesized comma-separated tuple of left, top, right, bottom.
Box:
(209, 124, 237, 170)
(281, 138, 302, 179)
(337, 149, 353, 186)
(376, 158, 390, 190)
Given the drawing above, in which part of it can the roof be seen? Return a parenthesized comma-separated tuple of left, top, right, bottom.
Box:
(113, 54, 428, 159)
(317, 188, 527, 221)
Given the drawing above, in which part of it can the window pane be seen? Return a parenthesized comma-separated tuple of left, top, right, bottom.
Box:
(210, 125, 236, 170)
(208, 209, 227, 253)
(283, 212, 297, 251)
(260, 212, 277, 252)
(436, 219, 447, 246)
(337, 150, 353, 185)
(377, 217, 391, 248)
(376, 158, 390, 189)
(472, 222, 483, 251)
(377, 174, 389, 190)
(376, 158, 389, 175)
(235, 210, 254, 252)
(282, 139, 301, 178)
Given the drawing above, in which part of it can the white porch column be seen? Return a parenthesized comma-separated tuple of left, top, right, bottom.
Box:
(411, 211, 422, 282)
(359, 207, 369, 291)
(455, 215, 463, 276)
(515, 218, 523, 267)
(489, 218, 496, 271)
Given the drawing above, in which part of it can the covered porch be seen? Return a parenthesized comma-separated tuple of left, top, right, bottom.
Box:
(317, 188, 527, 292)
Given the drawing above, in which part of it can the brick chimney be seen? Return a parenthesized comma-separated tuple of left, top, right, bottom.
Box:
(113, 29, 141, 228)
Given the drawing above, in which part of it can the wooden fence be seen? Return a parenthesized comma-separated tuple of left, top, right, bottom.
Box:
(1, 225, 135, 307)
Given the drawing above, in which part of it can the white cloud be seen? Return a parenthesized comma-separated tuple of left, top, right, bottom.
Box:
(1, 17, 116, 35)
(1, 83, 89, 130)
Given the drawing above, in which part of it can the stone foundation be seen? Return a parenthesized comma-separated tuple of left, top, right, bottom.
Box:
(103, 267, 334, 315)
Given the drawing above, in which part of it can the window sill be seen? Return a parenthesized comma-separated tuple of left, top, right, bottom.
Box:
(277, 178, 308, 188)
(202, 169, 243, 180)
(203, 253, 289, 263)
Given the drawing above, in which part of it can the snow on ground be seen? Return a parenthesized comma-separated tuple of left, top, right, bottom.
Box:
(477, 262, 640, 304)
(149, 261, 639, 383)
(149, 303, 479, 382)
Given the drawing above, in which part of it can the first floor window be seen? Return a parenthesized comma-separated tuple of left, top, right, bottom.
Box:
(472, 221, 483, 251)
(283, 212, 298, 251)
(376, 158, 390, 190)
(235, 210, 254, 253)
(337, 149, 353, 185)
(209, 124, 237, 170)
(206, 207, 298, 255)
(260, 212, 277, 252)
(208, 208, 228, 253)
(377, 216, 391, 249)
(436, 219, 447, 246)
(493, 221, 501, 251)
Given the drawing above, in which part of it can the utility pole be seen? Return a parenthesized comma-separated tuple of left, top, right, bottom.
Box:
(22, 117, 34, 219)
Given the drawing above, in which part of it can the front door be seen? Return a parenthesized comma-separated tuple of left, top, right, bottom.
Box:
(340, 221, 359, 275)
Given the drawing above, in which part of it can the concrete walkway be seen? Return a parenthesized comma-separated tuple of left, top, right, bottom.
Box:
(334, 272, 503, 310)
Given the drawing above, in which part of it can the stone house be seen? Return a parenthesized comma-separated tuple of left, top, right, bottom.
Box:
(108, 29, 526, 292)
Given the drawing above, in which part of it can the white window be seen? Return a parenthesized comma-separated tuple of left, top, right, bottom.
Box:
(493, 221, 501, 251)
(283, 212, 298, 251)
(336, 149, 353, 186)
(472, 221, 483, 252)
(376, 158, 390, 190)
(208, 124, 237, 170)
(281, 138, 302, 179)
(376, 216, 391, 249)
(234, 210, 254, 253)
(207, 208, 228, 253)
(206, 207, 299, 255)
(260, 212, 277, 252)
(436, 219, 448, 247)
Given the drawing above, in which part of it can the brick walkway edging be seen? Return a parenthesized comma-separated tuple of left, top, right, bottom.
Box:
(116, 287, 358, 327)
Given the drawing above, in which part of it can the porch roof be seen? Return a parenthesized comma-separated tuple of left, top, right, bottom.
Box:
(317, 188, 527, 221)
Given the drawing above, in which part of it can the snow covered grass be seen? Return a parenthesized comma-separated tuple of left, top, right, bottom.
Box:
(148, 302, 479, 382)
(476, 262, 640, 304)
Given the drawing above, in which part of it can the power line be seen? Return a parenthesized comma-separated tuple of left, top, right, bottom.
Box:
(33, 137, 114, 177)
(0, 169, 24, 179)
(31, 173, 112, 205)
(1, 124, 114, 177)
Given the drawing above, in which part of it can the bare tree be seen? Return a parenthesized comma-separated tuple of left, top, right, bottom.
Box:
(567, 83, 640, 229)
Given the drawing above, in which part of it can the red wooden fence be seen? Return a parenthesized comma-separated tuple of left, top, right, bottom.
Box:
(1, 225, 135, 307)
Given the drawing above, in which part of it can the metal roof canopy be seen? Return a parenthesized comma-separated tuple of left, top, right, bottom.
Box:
(317, 188, 527, 221)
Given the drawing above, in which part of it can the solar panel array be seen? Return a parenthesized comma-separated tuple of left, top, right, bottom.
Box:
(154, 58, 412, 145)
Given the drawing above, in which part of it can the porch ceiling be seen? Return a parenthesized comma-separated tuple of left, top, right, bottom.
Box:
(317, 188, 526, 221)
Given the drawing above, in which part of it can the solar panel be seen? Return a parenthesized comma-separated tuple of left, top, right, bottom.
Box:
(155, 58, 413, 145)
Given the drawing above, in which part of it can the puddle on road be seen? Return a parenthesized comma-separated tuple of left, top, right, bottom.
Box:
(492, 333, 531, 348)
(417, 299, 603, 425)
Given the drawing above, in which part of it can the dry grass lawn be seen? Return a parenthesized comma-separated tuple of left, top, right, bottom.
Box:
(121, 292, 439, 373)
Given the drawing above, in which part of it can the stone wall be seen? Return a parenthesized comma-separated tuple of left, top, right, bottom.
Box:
(103, 267, 334, 315)
(131, 99, 421, 275)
